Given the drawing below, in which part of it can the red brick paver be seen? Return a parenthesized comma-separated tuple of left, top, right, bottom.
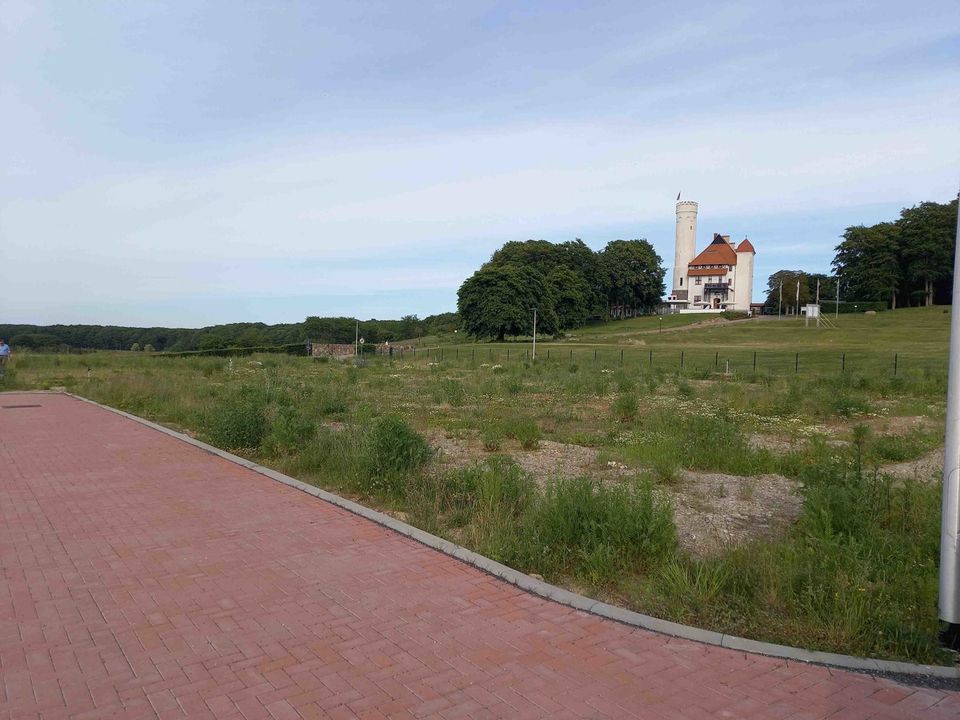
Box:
(1, 393, 957, 719)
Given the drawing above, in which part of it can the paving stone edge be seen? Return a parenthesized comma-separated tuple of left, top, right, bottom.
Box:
(34, 391, 959, 680)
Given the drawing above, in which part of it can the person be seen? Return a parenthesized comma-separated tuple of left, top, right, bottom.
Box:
(0, 339, 9, 377)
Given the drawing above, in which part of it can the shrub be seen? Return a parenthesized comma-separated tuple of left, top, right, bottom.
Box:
(360, 416, 432, 496)
(502, 416, 541, 450)
(481, 426, 503, 452)
(612, 393, 638, 422)
(262, 405, 316, 456)
(510, 477, 675, 583)
(205, 385, 268, 450)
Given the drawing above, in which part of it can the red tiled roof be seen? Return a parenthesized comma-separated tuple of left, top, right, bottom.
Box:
(736, 238, 755, 253)
(688, 267, 727, 277)
(689, 235, 738, 266)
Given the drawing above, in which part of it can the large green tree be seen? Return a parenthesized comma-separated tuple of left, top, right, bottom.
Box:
(457, 264, 558, 341)
(833, 223, 902, 308)
(599, 239, 665, 317)
(899, 200, 957, 306)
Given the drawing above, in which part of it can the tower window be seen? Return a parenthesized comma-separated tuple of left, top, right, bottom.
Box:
(680, 277, 683, 286)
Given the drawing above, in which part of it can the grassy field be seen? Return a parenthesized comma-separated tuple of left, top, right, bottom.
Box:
(2, 306, 953, 665)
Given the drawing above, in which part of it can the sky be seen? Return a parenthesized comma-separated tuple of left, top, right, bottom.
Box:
(2, 1, 958, 328)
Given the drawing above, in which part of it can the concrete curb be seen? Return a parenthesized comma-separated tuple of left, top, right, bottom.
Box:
(19, 390, 957, 680)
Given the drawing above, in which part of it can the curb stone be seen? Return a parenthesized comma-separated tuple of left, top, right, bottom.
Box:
(13, 390, 956, 681)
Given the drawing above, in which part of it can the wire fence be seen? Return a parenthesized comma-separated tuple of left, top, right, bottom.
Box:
(350, 344, 947, 379)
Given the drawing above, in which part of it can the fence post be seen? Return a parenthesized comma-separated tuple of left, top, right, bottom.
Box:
(842, 353, 845, 372)
(795, 352, 799, 373)
(472, 348, 475, 362)
(594, 349, 597, 362)
(620, 349, 624, 365)
(714, 351, 718, 368)
(753, 351, 757, 371)
(680, 350, 684, 369)
(547, 349, 550, 360)
(489, 348, 492, 359)
(507, 348, 510, 361)
(569, 349, 572, 361)
(894, 353, 898, 375)
(649, 350, 653, 367)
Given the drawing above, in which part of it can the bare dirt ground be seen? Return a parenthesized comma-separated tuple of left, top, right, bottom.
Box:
(880, 447, 943, 482)
(427, 431, 801, 558)
(670, 471, 801, 558)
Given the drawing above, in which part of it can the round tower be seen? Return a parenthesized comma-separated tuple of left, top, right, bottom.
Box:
(673, 201, 698, 299)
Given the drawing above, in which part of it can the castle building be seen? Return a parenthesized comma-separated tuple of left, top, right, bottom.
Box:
(665, 200, 756, 312)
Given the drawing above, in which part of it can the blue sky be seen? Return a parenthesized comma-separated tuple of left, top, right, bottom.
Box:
(2, 1, 958, 327)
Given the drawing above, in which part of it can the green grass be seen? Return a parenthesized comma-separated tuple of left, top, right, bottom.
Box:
(2, 306, 952, 664)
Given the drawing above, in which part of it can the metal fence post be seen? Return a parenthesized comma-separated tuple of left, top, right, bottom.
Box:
(680, 350, 684, 369)
(753, 351, 757, 371)
(842, 353, 845, 372)
(620, 349, 624, 365)
(795, 352, 799, 373)
(894, 353, 898, 375)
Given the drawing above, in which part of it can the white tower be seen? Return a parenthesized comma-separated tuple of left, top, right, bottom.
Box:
(734, 238, 756, 310)
(673, 201, 698, 300)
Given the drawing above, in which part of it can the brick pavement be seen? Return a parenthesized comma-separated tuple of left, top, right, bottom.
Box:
(0, 392, 957, 719)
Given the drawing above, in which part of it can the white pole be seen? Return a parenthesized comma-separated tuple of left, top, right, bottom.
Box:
(796, 280, 800, 317)
(939, 187, 960, 628)
(778, 282, 782, 320)
(532, 308, 537, 361)
(816, 278, 821, 328)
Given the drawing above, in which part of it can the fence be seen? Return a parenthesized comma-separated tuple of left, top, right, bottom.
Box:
(333, 344, 947, 379)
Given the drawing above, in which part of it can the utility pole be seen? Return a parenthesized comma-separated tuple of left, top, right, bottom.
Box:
(940, 185, 960, 644)
(532, 308, 538, 361)
(816, 278, 821, 328)
(355, 320, 359, 357)
(836, 277, 840, 320)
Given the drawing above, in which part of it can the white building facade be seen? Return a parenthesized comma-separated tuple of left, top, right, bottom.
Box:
(665, 200, 756, 313)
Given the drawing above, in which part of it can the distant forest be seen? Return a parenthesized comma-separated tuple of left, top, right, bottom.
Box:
(0, 312, 460, 352)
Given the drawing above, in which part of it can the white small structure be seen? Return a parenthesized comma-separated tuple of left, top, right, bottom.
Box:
(665, 200, 756, 313)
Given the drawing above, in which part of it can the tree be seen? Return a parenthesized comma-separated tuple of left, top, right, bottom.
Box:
(130, 342, 141, 352)
(143, 344, 156, 353)
(546, 265, 590, 329)
(763, 270, 812, 312)
(457, 265, 557, 341)
(599, 240, 665, 317)
(399, 315, 421, 340)
(833, 223, 902, 308)
(898, 200, 957, 306)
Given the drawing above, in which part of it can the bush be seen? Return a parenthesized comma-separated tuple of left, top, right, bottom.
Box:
(205, 385, 268, 450)
(501, 416, 541, 450)
(360, 416, 432, 496)
(612, 393, 638, 422)
(509, 477, 676, 583)
(262, 405, 316, 456)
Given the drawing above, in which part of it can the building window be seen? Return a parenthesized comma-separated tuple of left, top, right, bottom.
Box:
(694, 296, 701, 303)
(679, 277, 683, 286)
(695, 277, 701, 285)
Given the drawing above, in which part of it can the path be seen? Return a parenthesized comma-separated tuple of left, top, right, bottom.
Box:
(0, 392, 956, 719)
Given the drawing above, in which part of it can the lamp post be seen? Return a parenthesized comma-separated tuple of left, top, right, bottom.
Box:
(659, 317, 662, 334)
(939, 186, 960, 643)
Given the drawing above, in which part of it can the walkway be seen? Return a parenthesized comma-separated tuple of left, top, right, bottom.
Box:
(0, 392, 956, 719)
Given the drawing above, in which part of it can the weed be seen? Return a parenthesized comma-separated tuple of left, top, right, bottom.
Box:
(360, 416, 431, 497)
(501, 416, 541, 450)
(205, 385, 268, 450)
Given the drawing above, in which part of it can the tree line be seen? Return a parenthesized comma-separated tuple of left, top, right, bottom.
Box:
(0, 312, 460, 352)
(764, 197, 957, 311)
(457, 238, 664, 340)
(833, 198, 956, 308)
